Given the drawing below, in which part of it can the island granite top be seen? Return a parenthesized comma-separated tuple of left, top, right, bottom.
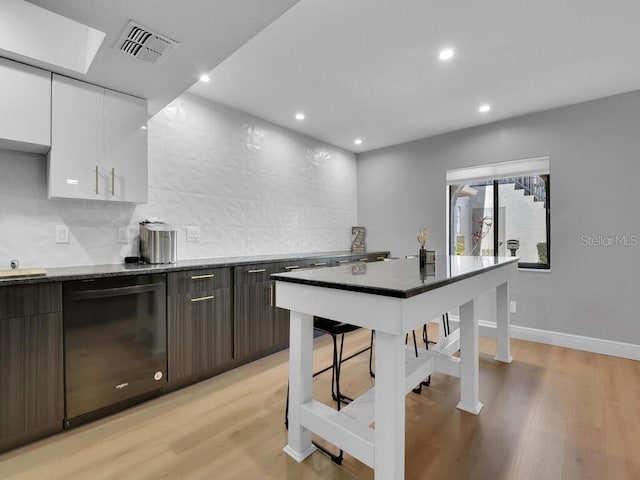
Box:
(271, 255, 519, 298)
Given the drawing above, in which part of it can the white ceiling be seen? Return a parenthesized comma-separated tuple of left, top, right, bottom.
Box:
(23, 0, 300, 114)
(189, 0, 640, 153)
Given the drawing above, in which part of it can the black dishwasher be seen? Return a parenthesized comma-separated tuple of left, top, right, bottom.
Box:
(63, 274, 166, 427)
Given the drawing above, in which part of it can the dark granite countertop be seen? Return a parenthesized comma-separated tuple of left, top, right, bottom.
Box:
(0, 251, 389, 286)
(272, 255, 519, 298)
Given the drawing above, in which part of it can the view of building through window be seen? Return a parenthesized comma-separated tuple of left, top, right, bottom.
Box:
(449, 175, 550, 268)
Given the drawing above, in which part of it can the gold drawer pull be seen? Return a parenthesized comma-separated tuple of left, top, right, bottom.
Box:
(191, 274, 215, 280)
(338, 260, 350, 264)
(313, 262, 327, 266)
(359, 258, 368, 261)
(247, 269, 266, 274)
(191, 295, 214, 303)
(377, 256, 386, 260)
(284, 265, 299, 270)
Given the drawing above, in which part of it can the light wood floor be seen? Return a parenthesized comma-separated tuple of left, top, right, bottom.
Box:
(1, 328, 639, 480)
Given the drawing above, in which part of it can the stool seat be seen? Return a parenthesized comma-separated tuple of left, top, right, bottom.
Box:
(313, 316, 361, 336)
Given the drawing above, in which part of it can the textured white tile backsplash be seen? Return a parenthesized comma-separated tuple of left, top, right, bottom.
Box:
(0, 93, 357, 267)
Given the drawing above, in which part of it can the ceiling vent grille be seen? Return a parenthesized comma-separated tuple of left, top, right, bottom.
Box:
(115, 21, 178, 65)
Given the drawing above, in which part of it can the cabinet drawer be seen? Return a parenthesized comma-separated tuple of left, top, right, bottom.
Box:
(272, 260, 312, 274)
(168, 268, 230, 295)
(234, 263, 276, 286)
(332, 256, 358, 266)
(306, 258, 332, 268)
(357, 253, 388, 263)
(0, 283, 62, 320)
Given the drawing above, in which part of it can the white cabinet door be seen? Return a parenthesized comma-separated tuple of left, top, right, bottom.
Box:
(0, 58, 51, 152)
(104, 89, 148, 203)
(48, 75, 148, 203)
(49, 74, 104, 200)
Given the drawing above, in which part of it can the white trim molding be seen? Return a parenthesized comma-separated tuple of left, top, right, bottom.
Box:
(446, 156, 549, 184)
(447, 315, 640, 361)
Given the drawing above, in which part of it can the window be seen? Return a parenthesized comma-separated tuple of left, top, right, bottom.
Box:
(447, 157, 550, 269)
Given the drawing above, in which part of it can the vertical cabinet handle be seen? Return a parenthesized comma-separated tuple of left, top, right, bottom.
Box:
(111, 167, 115, 196)
(95, 165, 99, 195)
(269, 284, 274, 307)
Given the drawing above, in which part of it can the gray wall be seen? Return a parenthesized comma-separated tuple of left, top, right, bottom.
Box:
(357, 90, 640, 345)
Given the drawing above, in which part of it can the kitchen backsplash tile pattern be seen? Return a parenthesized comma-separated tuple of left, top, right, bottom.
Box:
(0, 93, 357, 268)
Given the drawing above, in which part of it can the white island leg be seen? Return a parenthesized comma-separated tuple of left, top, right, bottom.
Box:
(495, 282, 513, 363)
(284, 311, 317, 462)
(374, 331, 406, 480)
(457, 298, 482, 414)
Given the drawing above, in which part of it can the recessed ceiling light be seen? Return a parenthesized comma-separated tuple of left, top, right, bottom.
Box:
(478, 104, 491, 113)
(439, 48, 455, 61)
(295, 112, 305, 120)
(354, 139, 363, 145)
(199, 74, 210, 82)
(140, 125, 147, 130)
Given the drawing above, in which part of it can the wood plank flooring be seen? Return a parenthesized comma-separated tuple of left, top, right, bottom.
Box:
(1, 327, 639, 480)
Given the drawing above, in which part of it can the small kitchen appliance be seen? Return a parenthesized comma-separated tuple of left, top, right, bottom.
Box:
(139, 221, 177, 264)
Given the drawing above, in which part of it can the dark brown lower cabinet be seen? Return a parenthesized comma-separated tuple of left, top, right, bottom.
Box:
(168, 287, 232, 382)
(271, 303, 290, 349)
(234, 261, 304, 360)
(234, 281, 276, 359)
(0, 312, 64, 452)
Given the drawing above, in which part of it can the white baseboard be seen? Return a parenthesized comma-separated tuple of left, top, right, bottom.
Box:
(446, 315, 640, 361)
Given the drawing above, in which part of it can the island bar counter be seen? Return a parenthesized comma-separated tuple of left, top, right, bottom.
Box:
(273, 255, 519, 480)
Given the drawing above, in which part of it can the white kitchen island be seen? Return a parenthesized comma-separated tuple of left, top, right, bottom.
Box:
(273, 255, 519, 480)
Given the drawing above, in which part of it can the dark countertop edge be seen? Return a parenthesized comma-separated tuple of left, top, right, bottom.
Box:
(0, 251, 390, 286)
(272, 257, 520, 299)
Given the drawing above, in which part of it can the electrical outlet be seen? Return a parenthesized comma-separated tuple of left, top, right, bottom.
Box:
(186, 226, 201, 242)
(510, 301, 517, 314)
(55, 224, 69, 244)
(117, 226, 129, 244)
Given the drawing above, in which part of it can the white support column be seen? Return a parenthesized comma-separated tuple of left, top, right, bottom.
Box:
(495, 282, 513, 363)
(457, 298, 482, 414)
(374, 331, 406, 480)
(284, 311, 317, 462)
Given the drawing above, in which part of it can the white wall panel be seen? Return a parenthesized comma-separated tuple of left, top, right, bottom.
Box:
(0, 93, 357, 267)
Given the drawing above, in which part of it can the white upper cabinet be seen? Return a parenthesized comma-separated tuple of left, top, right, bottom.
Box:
(48, 74, 148, 203)
(0, 58, 51, 153)
(49, 75, 104, 200)
(104, 89, 148, 203)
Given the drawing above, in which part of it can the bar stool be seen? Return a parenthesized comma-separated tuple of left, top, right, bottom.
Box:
(285, 316, 374, 465)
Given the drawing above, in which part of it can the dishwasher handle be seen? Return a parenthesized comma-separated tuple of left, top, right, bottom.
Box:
(68, 282, 165, 300)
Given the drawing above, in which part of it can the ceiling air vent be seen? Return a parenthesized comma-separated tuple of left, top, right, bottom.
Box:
(115, 21, 178, 65)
